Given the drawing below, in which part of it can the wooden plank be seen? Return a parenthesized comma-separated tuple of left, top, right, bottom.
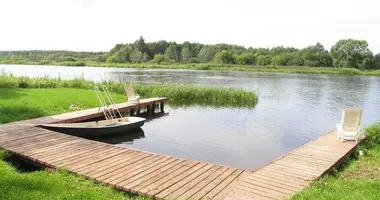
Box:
(83, 152, 152, 178)
(211, 171, 248, 200)
(286, 153, 336, 164)
(244, 174, 300, 193)
(34, 142, 107, 162)
(241, 177, 295, 195)
(96, 154, 164, 181)
(164, 165, 222, 200)
(88, 153, 154, 179)
(61, 147, 127, 170)
(132, 160, 200, 195)
(44, 144, 114, 167)
(246, 173, 305, 191)
(258, 166, 315, 180)
(293, 147, 342, 160)
(182, 166, 230, 200)
(22, 138, 84, 156)
(273, 160, 325, 174)
(38, 144, 112, 166)
(226, 187, 273, 200)
(143, 162, 209, 197)
(154, 163, 215, 199)
(74, 149, 139, 173)
(238, 181, 289, 199)
(235, 185, 281, 200)
(2, 133, 70, 150)
(105, 155, 172, 185)
(276, 157, 329, 171)
(0, 129, 51, 145)
(200, 169, 243, 200)
(121, 158, 187, 192)
(266, 163, 321, 177)
(254, 168, 308, 183)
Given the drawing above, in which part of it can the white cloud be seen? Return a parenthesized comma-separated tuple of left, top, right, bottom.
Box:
(0, 0, 379, 52)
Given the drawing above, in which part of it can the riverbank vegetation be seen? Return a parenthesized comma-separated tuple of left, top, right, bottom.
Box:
(291, 122, 380, 200)
(1, 37, 380, 73)
(0, 74, 258, 109)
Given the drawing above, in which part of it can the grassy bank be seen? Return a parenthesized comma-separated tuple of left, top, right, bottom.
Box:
(0, 88, 127, 123)
(2, 61, 380, 76)
(0, 74, 258, 108)
(0, 150, 148, 200)
(291, 122, 380, 200)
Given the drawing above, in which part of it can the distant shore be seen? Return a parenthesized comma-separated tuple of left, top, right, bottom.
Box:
(2, 61, 380, 76)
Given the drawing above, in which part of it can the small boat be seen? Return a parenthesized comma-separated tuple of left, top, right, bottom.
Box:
(39, 85, 147, 138)
(39, 116, 146, 138)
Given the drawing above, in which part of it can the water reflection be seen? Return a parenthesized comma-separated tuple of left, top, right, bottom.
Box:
(96, 128, 145, 145)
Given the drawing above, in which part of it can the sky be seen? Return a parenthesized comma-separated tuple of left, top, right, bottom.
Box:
(1, 0, 380, 52)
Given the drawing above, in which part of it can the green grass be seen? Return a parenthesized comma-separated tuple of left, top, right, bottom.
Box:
(291, 122, 380, 200)
(2, 61, 380, 76)
(0, 88, 127, 123)
(0, 150, 148, 200)
(0, 74, 258, 108)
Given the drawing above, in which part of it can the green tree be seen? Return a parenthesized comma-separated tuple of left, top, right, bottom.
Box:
(164, 44, 177, 61)
(372, 53, 380, 69)
(330, 39, 373, 68)
(235, 53, 255, 65)
(298, 43, 332, 67)
(130, 49, 144, 63)
(271, 55, 287, 65)
(214, 50, 235, 64)
(152, 54, 174, 64)
(256, 55, 272, 65)
(134, 36, 148, 55)
(197, 46, 216, 62)
(106, 55, 120, 63)
(181, 47, 191, 63)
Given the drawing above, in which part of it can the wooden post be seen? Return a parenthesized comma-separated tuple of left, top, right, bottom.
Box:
(147, 105, 151, 115)
(130, 108, 135, 116)
(136, 107, 141, 115)
(160, 102, 165, 112)
(152, 103, 156, 114)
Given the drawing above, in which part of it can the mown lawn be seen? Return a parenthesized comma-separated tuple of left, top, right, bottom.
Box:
(0, 88, 126, 124)
(291, 123, 380, 200)
(0, 88, 148, 200)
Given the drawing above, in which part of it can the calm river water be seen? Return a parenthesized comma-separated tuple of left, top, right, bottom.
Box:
(2, 64, 380, 169)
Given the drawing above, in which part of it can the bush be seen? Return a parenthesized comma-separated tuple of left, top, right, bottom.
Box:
(235, 53, 255, 65)
(151, 54, 174, 64)
(214, 50, 235, 64)
(256, 55, 272, 65)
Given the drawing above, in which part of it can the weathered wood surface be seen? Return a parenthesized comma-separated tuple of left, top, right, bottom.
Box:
(0, 98, 364, 200)
(225, 132, 364, 200)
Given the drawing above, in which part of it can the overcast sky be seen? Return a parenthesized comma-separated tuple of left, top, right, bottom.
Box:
(1, 0, 379, 52)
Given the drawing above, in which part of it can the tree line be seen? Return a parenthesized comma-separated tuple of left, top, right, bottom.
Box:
(1, 37, 380, 69)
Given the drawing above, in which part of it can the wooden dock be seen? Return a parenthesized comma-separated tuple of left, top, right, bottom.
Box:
(0, 97, 364, 200)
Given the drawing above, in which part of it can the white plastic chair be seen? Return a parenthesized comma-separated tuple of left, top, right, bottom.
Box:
(124, 84, 140, 104)
(336, 108, 363, 143)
